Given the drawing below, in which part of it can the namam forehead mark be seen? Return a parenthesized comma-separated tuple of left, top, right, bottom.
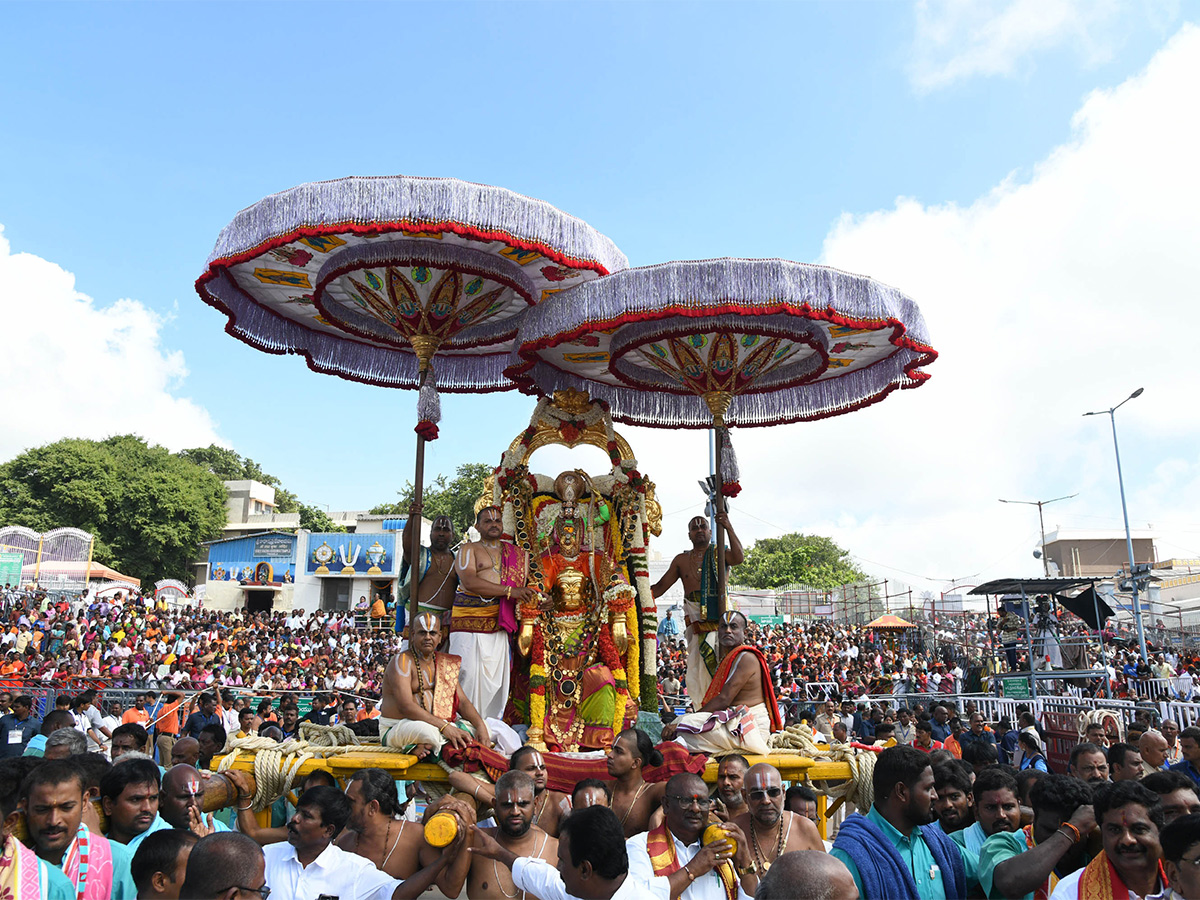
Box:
(414, 613, 440, 634)
(746, 766, 781, 790)
(522, 750, 546, 769)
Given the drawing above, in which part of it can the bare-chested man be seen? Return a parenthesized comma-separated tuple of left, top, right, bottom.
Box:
(712, 754, 750, 821)
(651, 511, 743, 703)
(441, 770, 557, 900)
(662, 611, 781, 755)
(336, 767, 478, 879)
(732, 763, 824, 876)
(449, 745, 570, 838)
(606, 728, 667, 837)
(379, 612, 489, 758)
(450, 506, 534, 721)
(402, 507, 459, 639)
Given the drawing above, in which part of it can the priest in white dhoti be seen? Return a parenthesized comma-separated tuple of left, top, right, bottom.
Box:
(662, 611, 782, 756)
(448, 506, 533, 721)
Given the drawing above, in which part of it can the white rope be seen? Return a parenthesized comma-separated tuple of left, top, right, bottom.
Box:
(215, 722, 408, 811)
(1077, 708, 1127, 743)
(766, 726, 876, 811)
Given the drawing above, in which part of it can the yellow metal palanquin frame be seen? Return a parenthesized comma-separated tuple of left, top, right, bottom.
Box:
(214, 750, 850, 838)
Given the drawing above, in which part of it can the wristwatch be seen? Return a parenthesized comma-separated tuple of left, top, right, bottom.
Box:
(737, 862, 758, 877)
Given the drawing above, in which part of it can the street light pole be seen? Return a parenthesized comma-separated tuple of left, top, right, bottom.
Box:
(1084, 388, 1148, 661)
(998, 493, 1079, 576)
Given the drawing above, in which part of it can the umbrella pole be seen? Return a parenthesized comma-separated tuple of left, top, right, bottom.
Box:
(701, 393, 734, 619)
(407, 337, 439, 640)
(714, 426, 728, 617)
(409, 423, 426, 639)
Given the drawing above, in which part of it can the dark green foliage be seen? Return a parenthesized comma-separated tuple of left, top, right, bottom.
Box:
(371, 462, 492, 537)
(0, 436, 227, 584)
(737, 532, 868, 590)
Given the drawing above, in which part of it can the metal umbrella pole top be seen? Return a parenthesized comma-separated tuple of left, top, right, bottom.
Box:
(1084, 388, 1148, 662)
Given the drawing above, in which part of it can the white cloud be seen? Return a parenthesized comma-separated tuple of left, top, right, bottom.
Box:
(635, 24, 1200, 595)
(0, 228, 223, 460)
(909, 0, 1168, 91)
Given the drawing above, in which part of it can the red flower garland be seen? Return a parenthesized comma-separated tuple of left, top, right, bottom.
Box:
(415, 421, 439, 440)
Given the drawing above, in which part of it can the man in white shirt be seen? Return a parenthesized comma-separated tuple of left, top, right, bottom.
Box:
(263, 785, 458, 900)
(1049, 780, 1168, 900)
(626, 773, 755, 900)
(469, 805, 671, 900)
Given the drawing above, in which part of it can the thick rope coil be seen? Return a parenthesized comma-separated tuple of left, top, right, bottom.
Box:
(1077, 708, 1126, 743)
(766, 726, 876, 812)
(215, 725, 408, 811)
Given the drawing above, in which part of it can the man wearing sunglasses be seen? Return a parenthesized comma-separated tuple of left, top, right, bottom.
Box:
(731, 763, 824, 875)
(626, 773, 755, 899)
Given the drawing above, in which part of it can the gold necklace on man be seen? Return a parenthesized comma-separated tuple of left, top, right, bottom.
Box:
(480, 540, 502, 574)
(413, 653, 436, 711)
(530, 790, 549, 826)
(749, 814, 785, 872)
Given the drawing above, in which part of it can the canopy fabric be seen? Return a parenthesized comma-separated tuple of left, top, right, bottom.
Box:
(867, 614, 916, 630)
(506, 257, 937, 428)
(196, 174, 627, 392)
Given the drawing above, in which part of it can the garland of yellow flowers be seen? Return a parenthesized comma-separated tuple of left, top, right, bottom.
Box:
(529, 623, 547, 741)
(596, 624, 628, 739)
(625, 606, 640, 701)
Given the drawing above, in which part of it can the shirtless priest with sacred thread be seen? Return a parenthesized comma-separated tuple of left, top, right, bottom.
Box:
(379, 612, 490, 758)
(651, 512, 743, 704)
(451, 506, 534, 721)
(732, 763, 824, 875)
(401, 507, 459, 635)
(439, 770, 559, 900)
(662, 611, 781, 756)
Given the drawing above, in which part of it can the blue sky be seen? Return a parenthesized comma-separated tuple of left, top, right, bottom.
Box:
(2, 2, 1196, 593)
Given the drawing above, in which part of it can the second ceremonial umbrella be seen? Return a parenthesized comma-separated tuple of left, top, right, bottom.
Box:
(506, 257, 938, 609)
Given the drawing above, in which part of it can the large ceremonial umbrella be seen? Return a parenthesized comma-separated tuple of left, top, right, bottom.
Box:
(197, 175, 626, 628)
(867, 614, 917, 630)
(506, 258, 937, 608)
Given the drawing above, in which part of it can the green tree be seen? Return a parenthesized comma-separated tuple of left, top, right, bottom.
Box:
(299, 504, 343, 533)
(371, 462, 492, 537)
(177, 444, 299, 513)
(0, 436, 227, 585)
(736, 532, 869, 590)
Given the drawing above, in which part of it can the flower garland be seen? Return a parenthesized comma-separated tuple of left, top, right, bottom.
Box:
(596, 625, 629, 738)
(529, 625, 547, 742)
(625, 606, 640, 701)
(492, 392, 661, 714)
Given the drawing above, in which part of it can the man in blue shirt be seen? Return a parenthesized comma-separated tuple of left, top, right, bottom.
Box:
(1169, 726, 1200, 787)
(958, 713, 998, 754)
(832, 745, 977, 900)
(182, 692, 220, 740)
(0, 695, 41, 758)
(931, 704, 953, 743)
